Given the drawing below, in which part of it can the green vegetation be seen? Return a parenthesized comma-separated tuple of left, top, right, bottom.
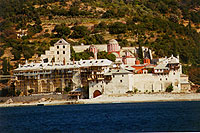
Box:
(70, 26, 90, 39)
(2, 58, 11, 75)
(166, 84, 173, 92)
(64, 86, 72, 93)
(52, 23, 71, 37)
(28, 89, 34, 94)
(16, 90, 21, 96)
(81, 34, 106, 45)
(0, 0, 199, 82)
(55, 88, 62, 92)
(108, 22, 127, 34)
(97, 51, 116, 62)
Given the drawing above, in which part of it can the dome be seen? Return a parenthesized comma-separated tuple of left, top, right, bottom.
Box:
(109, 39, 118, 45)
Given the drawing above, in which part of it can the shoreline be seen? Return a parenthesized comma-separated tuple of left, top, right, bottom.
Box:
(1, 93, 200, 107)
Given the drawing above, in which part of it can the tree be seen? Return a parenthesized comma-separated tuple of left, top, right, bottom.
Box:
(52, 23, 71, 37)
(108, 22, 127, 34)
(55, 88, 62, 92)
(68, 6, 79, 16)
(28, 89, 34, 94)
(138, 44, 143, 61)
(189, 67, 200, 85)
(97, 51, 116, 62)
(166, 84, 173, 92)
(0, 48, 4, 57)
(2, 58, 10, 75)
(70, 26, 90, 39)
(64, 86, 72, 92)
(16, 90, 21, 96)
(83, 34, 105, 45)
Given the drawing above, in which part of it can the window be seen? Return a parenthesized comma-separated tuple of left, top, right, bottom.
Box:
(113, 75, 115, 78)
(122, 75, 124, 77)
(166, 78, 167, 80)
(63, 51, 65, 54)
(120, 80, 122, 83)
(160, 78, 162, 81)
(57, 46, 59, 49)
(63, 45, 65, 48)
(57, 51, 59, 54)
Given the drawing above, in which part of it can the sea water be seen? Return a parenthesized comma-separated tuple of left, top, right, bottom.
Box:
(0, 101, 200, 132)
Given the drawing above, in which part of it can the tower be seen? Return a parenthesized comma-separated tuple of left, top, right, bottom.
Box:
(54, 38, 71, 64)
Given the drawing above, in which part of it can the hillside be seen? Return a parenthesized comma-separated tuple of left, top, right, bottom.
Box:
(0, 0, 200, 84)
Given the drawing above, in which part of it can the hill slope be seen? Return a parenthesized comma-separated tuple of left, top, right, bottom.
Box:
(0, 0, 200, 84)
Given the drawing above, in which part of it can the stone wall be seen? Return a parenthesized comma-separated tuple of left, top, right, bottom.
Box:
(89, 74, 133, 98)
(73, 44, 107, 53)
(0, 94, 69, 103)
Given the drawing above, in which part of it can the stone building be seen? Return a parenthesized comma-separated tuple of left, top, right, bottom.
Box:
(133, 55, 183, 92)
(13, 59, 112, 96)
(89, 69, 133, 98)
(13, 38, 191, 98)
(41, 39, 71, 64)
(72, 39, 152, 65)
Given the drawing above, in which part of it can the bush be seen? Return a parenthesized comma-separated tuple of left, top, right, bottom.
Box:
(16, 90, 21, 96)
(28, 89, 34, 94)
(55, 88, 62, 92)
(64, 87, 72, 92)
(166, 84, 173, 92)
(52, 23, 71, 37)
(196, 88, 200, 93)
(126, 90, 133, 94)
(70, 26, 90, 39)
(108, 22, 127, 34)
(134, 88, 138, 93)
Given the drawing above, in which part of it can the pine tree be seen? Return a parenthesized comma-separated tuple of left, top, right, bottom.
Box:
(138, 44, 143, 61)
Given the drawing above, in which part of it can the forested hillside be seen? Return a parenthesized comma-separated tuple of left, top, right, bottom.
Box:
(0, 0, 200, 84)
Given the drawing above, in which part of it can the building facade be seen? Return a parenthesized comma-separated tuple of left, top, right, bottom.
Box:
(13, 39, 191, 98)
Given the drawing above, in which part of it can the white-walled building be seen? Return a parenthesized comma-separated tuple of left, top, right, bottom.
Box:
(13, 38, 191, 98)
(89, 69, 133, 98)
(41, 39, 71, 64)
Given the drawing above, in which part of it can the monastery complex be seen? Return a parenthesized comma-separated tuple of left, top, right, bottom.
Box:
(13, 39, 190, 98)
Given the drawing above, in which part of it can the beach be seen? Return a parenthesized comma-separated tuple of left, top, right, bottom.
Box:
(1, 93, 200, 107)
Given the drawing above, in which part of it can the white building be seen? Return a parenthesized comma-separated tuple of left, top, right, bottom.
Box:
(89, 69, 133, 98)
(41, 39, 71, 64)
(13, 38, 190, 98)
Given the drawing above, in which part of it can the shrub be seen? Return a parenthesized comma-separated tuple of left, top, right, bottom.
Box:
(64, 87, 71, 92)
(55, 88, 62, 92)
(108, 22, 127, 34)
(166, 84, 173, 92)
(126, 90, 133, 94)
(196, 88, 200, 93)
(28, 89, 34, 94)
(70, 26, 90, 39)
(16, 90, 21, 96)
(134, 88, 138, 93)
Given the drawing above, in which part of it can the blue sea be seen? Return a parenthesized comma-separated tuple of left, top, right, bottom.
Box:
(0, 101, 200, 132)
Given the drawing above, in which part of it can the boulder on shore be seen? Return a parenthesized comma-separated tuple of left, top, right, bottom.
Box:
(5, 98, 13, 104)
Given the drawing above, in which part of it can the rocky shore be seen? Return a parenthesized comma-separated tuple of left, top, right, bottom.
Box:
(1, 93, 200, 107)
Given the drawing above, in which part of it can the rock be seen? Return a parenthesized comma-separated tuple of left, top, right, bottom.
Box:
(5, 98, 13, 104)
(38, 98, 46, 103)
